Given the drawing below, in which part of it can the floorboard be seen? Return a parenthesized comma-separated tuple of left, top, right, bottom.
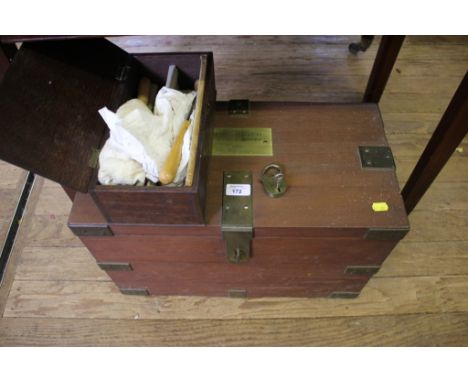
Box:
(1, 313, 468, 346)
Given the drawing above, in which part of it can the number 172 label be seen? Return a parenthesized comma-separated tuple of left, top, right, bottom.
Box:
(226, 184, 251, 196)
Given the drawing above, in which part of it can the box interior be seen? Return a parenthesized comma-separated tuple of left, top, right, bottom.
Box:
(94, 53, 206, 192)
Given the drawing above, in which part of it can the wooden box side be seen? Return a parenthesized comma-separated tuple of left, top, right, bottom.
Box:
(69, 192, 402, 298)
(92, 53, 216, 224)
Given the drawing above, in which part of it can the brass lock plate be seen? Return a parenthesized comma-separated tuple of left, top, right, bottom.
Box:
(221, 171, 253, 263)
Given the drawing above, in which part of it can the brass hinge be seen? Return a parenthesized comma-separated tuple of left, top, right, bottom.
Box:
(68, 224, 113, 237)
(222, 171, 253, 263)
(115, 64, 131, 82)
(88, 148, 100, 169)
(119, 287, 149, 296)
(228, 99, 249, 115)
(228, 289, 247, 298)
(359, 146, 395, 169)
(97, 262, 133, 271)
(344, 265, 380, 276)
(329, 291, 360, 299)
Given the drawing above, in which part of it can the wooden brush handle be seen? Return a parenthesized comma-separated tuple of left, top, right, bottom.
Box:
(159, 120, 191, 185)
(185, 56, 208, 187)
(137, 77, 151, 105)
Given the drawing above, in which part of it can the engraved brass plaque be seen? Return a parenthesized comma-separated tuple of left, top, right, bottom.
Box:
(212, 128, 273, 156)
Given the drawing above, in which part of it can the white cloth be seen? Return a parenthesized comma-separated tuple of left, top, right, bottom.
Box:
(97, 87, 196, 186)
(97, 139, 146, 186)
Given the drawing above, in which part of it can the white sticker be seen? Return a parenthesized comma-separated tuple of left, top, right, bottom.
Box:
(226, 184, 251, 196)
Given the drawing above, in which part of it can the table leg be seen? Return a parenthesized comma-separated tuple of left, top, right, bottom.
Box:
(363, 36, 405, 103)
(348, 35, 375, 54)
(402, 71, 468, 214)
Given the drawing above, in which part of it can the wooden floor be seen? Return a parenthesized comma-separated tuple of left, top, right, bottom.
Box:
(0, 36, 467, 345)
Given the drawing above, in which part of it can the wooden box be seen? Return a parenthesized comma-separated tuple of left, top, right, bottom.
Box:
(69, 102, 409, 298)
(0, 39, 216, 224)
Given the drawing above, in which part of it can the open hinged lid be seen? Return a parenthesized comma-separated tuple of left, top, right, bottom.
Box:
(0, 38, 136, 192)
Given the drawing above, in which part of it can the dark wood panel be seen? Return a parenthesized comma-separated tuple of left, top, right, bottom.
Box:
(0, 36, 103, 43)
(0, 39, 134, 192)
(92, 188, 203, 224)
(68, 193, 370, 238)
(0, 43, 17, 83)
(83, 235, 396, 265)
(109, 267, 370, 298)
(69, 192, 108, 225)
(107, 261, 370, 284)
(110, 225, 370, 238)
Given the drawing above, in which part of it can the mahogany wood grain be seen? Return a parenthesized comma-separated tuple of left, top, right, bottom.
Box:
(109, 267, 370, 298)
(69, 102, 409, 234)
(205, 102, 409, 232)
(68, 192, 107, 225)
(92, 188, 204, 224)
(68, 102, 407, 297)
(83, 235, 396, 265)
(108, 261, 373, 284)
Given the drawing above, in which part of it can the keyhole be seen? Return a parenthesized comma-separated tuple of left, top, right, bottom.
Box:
(234, 248, 243, 263)
(275, 174, 284, 193)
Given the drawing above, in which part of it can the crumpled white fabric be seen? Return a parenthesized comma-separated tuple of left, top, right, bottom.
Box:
(97, 87, 196, 186)
(97, 138, 146, 186)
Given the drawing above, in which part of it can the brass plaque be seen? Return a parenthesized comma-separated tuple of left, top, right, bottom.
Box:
(211, 128, 273, 156)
